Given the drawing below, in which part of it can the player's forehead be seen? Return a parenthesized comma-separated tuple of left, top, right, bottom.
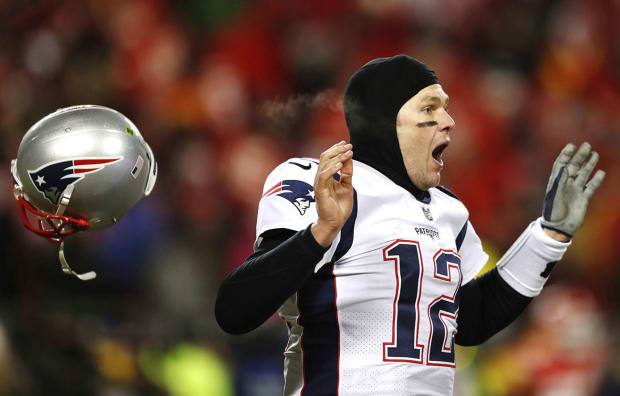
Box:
(410, 84, 449, 105)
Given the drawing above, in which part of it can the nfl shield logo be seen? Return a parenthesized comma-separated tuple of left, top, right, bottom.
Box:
(421, 206, 433, 221)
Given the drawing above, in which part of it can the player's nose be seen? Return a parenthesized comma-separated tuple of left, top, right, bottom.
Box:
(439, 110, 455, 133)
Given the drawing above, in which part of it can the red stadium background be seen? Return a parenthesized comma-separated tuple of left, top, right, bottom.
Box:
(1, 0, 619, 395)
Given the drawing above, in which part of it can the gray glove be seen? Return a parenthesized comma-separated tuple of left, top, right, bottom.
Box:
(541, 142, 606, 237)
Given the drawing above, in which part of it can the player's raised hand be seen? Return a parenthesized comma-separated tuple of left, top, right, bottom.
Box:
(541, 142, 606, 239)
(311, 141, 354, 247)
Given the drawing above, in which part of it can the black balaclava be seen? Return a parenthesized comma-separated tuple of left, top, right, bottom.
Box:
(343, 55, 438, 201)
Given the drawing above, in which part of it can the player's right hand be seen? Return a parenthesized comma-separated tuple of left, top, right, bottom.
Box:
(541, 142, 605, 238)
(311, 141, 354, 247)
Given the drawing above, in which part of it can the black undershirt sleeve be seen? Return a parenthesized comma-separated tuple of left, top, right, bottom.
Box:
(215, 226, 326, 335)
(215, 226, 533, 343)
(455, 267, 533, 346)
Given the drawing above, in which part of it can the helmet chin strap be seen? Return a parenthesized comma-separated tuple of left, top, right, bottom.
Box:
(56, 184, 97, 281)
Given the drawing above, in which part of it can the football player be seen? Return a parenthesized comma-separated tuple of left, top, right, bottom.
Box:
(11, 105, 157, 280)
(215, 55, 605, 395)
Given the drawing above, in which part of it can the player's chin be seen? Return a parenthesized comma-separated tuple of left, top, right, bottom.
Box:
(416, 172, 441, 191)
(427, 161, 443, 184)
(426, 169, 442, 189)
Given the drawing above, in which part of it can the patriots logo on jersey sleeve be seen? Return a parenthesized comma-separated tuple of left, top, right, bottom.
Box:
(263, 180, 316, 215)
(28, 157, 122, 205)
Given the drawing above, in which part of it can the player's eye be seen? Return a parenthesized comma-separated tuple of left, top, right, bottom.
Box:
(422, 106, 433, 114)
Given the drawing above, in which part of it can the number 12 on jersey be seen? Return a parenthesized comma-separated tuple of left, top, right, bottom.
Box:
(382, 240, 462, 367)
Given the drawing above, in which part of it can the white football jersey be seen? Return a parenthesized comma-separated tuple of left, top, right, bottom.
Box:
(256, 158, 489, 396)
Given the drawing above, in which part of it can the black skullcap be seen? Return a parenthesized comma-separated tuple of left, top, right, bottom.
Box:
(343, 55, 438, 200)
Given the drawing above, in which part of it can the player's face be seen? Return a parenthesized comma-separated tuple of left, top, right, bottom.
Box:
(396, 84, 454, 190)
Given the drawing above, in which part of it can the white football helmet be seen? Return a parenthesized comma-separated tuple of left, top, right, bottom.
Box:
(11, 105, 158, 280)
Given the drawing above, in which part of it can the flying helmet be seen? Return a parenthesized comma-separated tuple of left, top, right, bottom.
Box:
(11, 105, 157, 280)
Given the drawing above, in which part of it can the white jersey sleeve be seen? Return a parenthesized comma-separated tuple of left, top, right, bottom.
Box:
(255, 158, 338, 269)
(256, 159, 318, 236)
(457, 220, 489, 285)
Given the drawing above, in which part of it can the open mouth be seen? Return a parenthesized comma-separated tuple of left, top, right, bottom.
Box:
(432, 143, 448, 166)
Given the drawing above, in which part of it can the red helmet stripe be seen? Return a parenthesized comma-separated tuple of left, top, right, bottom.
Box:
(74, 158, 121, 166)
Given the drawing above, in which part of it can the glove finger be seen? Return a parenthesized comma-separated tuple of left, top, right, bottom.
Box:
(566, 142, 591, 178)
(574, 151, 599, 187)
(584, 169, 605, 199)
(547, 143, 575, 191)
(555, 143, 576, 167)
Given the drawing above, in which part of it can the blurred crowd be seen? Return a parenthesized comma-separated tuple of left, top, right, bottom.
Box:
(1, 0, 619, 395)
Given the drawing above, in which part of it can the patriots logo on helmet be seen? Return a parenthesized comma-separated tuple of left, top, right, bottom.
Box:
(28, 157, 123, 205)
(263, 180, 316, 215)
